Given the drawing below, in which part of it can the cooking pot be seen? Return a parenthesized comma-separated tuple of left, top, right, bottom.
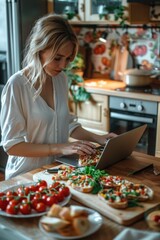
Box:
(120, 68, 154, 87)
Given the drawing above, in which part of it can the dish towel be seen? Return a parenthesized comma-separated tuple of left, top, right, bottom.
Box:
(114, 228, 160, 240)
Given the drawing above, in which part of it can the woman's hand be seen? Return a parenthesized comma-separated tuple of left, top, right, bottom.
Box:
(56, 141, 96, 156)
(96, 132, 117, 146)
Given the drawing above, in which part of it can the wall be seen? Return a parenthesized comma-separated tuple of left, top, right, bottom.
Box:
(73, 26, 160, 80)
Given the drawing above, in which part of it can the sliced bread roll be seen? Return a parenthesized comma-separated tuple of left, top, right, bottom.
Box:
(59, 207, 72, 221)
(72, 217, 90, 235)
(47, 204, 63, 217)
(70, 205, 88, 218)
(41, 216, 70, 232)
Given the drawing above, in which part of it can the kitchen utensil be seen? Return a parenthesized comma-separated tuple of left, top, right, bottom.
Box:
(127, 164, 153, 176)
(112, 46, 134, 80)
(120, 68, 154, 87)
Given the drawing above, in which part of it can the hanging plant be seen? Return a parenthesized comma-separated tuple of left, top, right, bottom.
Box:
(65, 54, 90, 103)
(99, 5, 128, 27)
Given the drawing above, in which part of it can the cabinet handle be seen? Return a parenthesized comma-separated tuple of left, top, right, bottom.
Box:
(80, 3, 85, 12)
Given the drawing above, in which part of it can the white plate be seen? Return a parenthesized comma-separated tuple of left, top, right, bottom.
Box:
(0, 182, 71, 218)
(39, 205, 103, 239)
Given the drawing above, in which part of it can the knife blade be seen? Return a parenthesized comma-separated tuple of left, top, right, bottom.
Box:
(127, 164, 153, 176)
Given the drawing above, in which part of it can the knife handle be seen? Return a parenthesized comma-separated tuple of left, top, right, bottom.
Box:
(46, 168, 59, 173)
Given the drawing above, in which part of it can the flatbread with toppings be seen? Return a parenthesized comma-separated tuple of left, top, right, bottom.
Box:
(67, 175, 94, 193)
(52, 165, 76, 181)
(120, 183, 154, 201)
(78, 149, 102, 167)
(98, 188, 128, 209)
(99, 175, 130, 189)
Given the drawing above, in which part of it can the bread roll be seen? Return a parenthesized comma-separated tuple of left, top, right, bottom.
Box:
(70, 205, 88, 218)
(59, 207, 72, 221)
(41, 216, 70, 232)
(57, 225, 77, 236)
(72, 217, 90, 235)
(47, 204, 62, 217)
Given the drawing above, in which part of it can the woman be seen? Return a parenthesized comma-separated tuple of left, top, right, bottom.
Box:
(0, 14, 116, 179)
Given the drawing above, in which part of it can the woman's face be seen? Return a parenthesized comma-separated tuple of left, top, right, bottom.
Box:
(40, 41, 75, 77)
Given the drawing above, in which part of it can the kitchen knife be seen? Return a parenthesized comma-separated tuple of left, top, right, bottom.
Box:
(127, 164, 153, 176)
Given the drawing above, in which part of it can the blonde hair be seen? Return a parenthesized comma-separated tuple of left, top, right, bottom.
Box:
(23, 14, 78, 98)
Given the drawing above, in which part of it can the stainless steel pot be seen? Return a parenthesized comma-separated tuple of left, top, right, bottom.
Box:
(120, 68, 153, 87)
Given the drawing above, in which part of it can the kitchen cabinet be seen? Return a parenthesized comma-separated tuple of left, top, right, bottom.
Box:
(85, 0, 128, 22)
(50, 0, 128, 23)
(69, 93, 109, 134)
(50, 0, 85, 21)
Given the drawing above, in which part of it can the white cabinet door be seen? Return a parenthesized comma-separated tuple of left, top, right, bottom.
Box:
(85, 0, 128, 23)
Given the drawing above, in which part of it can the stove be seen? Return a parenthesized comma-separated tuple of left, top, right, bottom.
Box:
(109, 95, 158, 156)
(116, 86, 160, 95)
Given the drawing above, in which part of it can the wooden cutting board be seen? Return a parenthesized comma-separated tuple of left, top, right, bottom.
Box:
(33, 169, 159, 226)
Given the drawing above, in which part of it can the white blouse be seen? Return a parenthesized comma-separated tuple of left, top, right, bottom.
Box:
(0, 71, 80, 179)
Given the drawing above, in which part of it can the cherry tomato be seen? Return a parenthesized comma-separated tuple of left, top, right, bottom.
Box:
(19, 203, 31, 215)
(0, 197, 8, 211)
(36, 180, 47, 189)
(41, 194, 49, 205)
(59, 186, 70, 197)
(29, 184, 39, 192)
(0, 192, 6, 197)
(49, 181, 61, 191)
(55, 191, 65, 202)
(46, 195, 58, 206)
(9, 199, 20, 206)
(38, 186, 48, 194)
(6, 204, 19, 215)
(17, 186, 25, 194)
(35, 202, 46, 213)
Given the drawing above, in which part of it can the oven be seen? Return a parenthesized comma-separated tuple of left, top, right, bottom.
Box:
(109, 96, 158, 156)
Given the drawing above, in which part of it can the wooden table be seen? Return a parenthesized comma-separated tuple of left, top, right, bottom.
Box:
(0, 151, 160, 240)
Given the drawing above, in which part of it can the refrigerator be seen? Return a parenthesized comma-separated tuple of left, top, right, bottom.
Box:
(0, 0, 48, 171)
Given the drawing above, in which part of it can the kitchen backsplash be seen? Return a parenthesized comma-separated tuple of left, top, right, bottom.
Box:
(74, 26, 160, 79)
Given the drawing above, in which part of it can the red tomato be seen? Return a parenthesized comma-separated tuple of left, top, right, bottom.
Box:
(9, 199, 20, 206)
(59, 186, 70, 197)
(17, 186, 25, 194)
(46, 195, 58, 206)
(0, 192, 6, 197)
(29, 184, 39, 192)
(31, 198, 41, 210)
(35, 202, 46, 213)
(41, 194, 48, 205)
(49, 181, 61, 190)
(19, 203, 31, 215)
(38, 186, 48, 193)
(24, 186, 31, 195)
(0, 197, 8, 211)
(6, 204, 19, 215)
(36, 180, 47, 189)
(55, 192, 65, 202)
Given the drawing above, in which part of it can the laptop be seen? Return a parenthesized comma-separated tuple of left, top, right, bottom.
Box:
(56, 124, 147, 170)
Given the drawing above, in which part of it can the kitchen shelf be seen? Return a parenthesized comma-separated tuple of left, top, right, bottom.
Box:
(70, 21, 160, 29)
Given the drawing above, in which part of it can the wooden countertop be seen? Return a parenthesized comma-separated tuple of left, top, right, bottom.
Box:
(83, 79, 160, 102)
(0, 151, 160, 240)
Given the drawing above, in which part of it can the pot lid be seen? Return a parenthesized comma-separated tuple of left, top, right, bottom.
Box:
(124, 68, 151, 76)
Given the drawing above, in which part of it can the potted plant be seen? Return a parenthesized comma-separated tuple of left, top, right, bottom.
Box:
(65, 53, 90, 103)
(99, 4, 128, 27)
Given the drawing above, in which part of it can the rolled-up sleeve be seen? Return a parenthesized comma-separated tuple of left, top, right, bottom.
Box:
(0, 79, 26, 151)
